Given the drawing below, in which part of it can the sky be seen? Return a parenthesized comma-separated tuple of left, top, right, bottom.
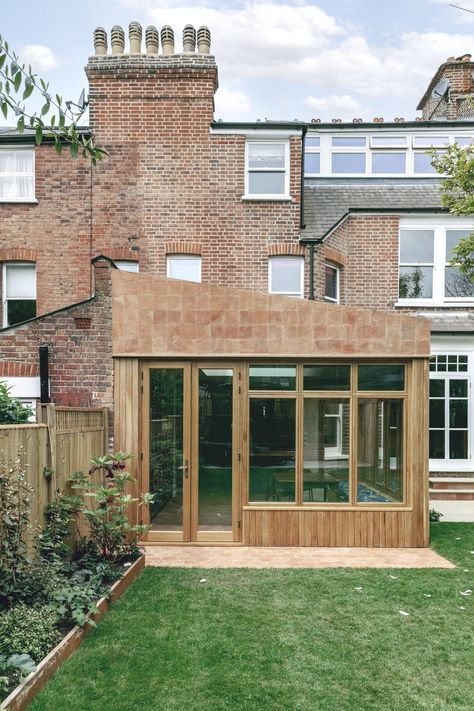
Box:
(1, 0, 474, 123)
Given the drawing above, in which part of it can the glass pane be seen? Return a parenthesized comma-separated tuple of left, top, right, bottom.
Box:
(399, 230, 434, 263)
(5, 264, 36, 298)
(429, 399, 445, 428)
(371, 136, 407, 147)
(248, 143, 285, 169)
(331, 137, 366, 147)
(413, 152, 437, 173)
(445, 267, 474, 298)
(413, 135, 449, 147)
(6, 299, 36, 326)
(324, 265, 338, 300)
(305, 153, 320, 173)
(455, 136, 473, 146)
(114, 261, 139, 273)
(331, 153, 366, 174)
(270, 257, 303, 295)
(358, 399, 403, 502)
(249, 365, 296, 391)
(358, 365, 405, 391)
(167, 256, 201, 283)
(446, 230, 472, 260)
(372, 153, 406, 173)
(305, 137, 321, 148)
(399, 266, 433, 298)
(149, 369, 184, 531)
(249, 398, 296, 502)
(303, 399, 350, 503)
(450, 430, 468, 459)
(304, 365, 350, 391)
(450, 380, 468, 398)
(450, 400, 468, 429)
(430, 378, 444, 397)
(429, 430, 445, 459)
(198, 369, 233, 531)
(248, 171, 285, 195)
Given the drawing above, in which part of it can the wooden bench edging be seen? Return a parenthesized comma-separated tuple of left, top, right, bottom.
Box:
(0, 555, 145, 711)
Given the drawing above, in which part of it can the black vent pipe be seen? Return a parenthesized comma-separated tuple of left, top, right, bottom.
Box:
(39, 345, 50, 403)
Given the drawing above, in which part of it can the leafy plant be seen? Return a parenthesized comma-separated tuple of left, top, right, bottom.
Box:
(0, 653, 36, 695)
(0, 381, 33, 424)
(0, 605, 59, 663)
(48, 580, 100, 628)
(429, 508, 444, 522)
(0, 450, 33, 591)
(0, 33, 107, 165)
(39, 492, 77, 561)
(69, 453, 154, 562)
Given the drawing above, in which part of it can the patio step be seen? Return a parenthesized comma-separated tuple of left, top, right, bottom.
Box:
(430, 477, 474, 501)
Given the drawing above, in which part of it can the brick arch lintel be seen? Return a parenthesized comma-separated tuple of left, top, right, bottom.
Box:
(0, 362, 39, 377)
(99, 247, 139, 262)
(165, 241, 203, 256)
(267, 243, 306, 257)
(0, 248, 37, 263)
(323, 246, 346, 267)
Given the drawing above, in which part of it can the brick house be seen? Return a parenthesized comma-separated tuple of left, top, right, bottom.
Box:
(0, 23, 472, 545)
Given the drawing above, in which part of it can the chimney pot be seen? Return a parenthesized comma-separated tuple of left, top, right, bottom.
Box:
(129, 21, 142, 54)
(161, 25, 175, 55)
(447, 56, 456, 62)
(93, 27, 108, 55)
(394, 117, 405, 123)
(352, 117, 363, 123)
(183, 24, 196, 53)
(145, 25, 159, 54)
(197, 26, 211, 54)
(111, 25, 125, 55)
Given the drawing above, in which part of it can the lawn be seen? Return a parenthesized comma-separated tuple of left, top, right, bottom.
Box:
(31, 523, 473, 711)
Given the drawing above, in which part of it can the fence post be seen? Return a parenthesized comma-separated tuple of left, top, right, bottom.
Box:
(43, 404, 57, 503)
(102, 407, 109, 453)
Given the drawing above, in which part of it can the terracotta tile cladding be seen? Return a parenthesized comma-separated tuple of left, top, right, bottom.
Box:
(111, 270, 430, 358)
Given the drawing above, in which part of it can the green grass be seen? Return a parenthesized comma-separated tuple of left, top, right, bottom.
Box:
(30, 523, 474, 711)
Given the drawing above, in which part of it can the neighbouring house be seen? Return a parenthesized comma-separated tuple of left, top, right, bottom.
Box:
(0, 23, 472, 546)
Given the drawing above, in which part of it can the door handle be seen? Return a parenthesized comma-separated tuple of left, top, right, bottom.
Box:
(178, 461, 189, 478)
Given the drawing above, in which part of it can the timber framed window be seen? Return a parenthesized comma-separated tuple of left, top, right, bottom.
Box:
(0, 148, 35, 201)
(2, 262, 36, 327)
(247, 362, 407, 507)
(324, 263, 340, 303)
(245, 140, 290, 199)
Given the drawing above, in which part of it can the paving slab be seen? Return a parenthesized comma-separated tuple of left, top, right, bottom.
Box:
(145, 546, 455, 569)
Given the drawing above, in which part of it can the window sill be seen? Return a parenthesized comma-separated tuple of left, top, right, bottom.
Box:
(395, 301, 474, 308)
(241, 195, 293, 202)
(0, 198, 38, 204)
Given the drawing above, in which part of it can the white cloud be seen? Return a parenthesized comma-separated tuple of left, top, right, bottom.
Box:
(215, 87, 251, 118)
(19, 45, 60, 72)
(303, 94, 368, 121)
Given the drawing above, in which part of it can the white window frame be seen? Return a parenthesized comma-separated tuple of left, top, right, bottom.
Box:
(2, 262, 37, 328)
(304, 131, 474, 178)
(166, 254, 202, 283)
(0, 146, 36, 202)
(114, 260, 139, 273)
(397, 216, 474, 306)
(268, 256, 304, 298)
(430, 336, 474, 472)
(324, 263, 340, 303)
(244, 140, 290, 200)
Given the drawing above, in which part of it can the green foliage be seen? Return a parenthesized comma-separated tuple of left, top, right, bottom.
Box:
(0, 450, 33, 592)
(0, 653, 36, 696)
(0, 605, 59, 663)
(0, 33, 107, 166)
(0, 381, 33, 424)
(429, 507, 443, 522)
(39, 492, 77, 561)
(69, 453, 153, 562)
(431, 143, 474, 281)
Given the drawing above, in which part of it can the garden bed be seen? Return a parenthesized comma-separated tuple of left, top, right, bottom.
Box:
(1, 555, 144, 711)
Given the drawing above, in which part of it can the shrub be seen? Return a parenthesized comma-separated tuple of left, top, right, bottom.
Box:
(0, 605, 59, 664)
(0, 382, 32, 424)
(429, 508, 444, 522)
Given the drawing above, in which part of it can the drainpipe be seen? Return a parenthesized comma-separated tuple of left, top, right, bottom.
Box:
(39, 345, 50, 403)
(300, 125, 307, 230)
(308, 243, 314, 300)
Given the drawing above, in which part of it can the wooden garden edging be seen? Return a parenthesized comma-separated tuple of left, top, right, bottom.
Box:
(0, 555, 145, 711)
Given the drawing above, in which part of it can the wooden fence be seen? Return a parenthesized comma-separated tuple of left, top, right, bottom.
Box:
(0, 405, 108, 531)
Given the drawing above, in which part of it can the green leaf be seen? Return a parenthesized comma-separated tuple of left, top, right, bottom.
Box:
(0, 54, 6, 70)
(17, 115, 25, 133)
(1, 101, 7, 119)
(54, 138, 62, 156)
(35, 124, 43, 146)
(70, 142, 78, 158)
(13, 70, 21, 92)
(41, 101, 50, 116)
(23, 82, 34, 100)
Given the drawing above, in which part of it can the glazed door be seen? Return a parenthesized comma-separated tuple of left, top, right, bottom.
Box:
(143, 363, 240, 542)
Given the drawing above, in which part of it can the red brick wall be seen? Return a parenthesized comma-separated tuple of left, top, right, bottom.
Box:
(0, 261, 113, 408)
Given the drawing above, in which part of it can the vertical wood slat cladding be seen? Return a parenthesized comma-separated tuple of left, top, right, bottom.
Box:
(114, 358, 141, 525)
(243, 360, 429, 547)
